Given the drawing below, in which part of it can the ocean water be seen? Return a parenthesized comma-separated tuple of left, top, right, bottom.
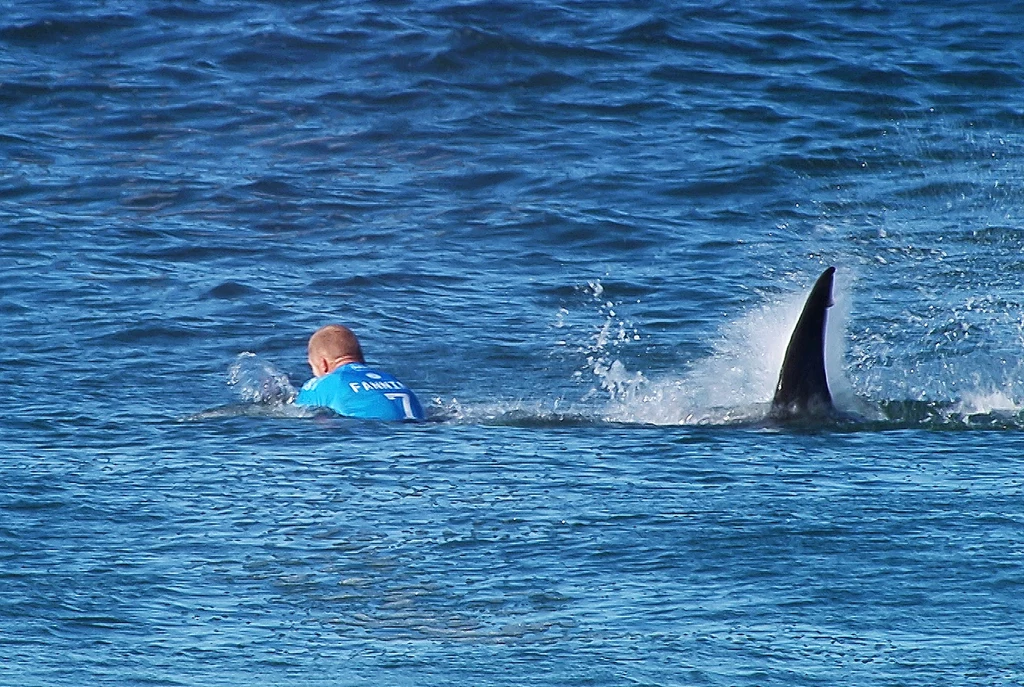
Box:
(3, 1, 1024, 685)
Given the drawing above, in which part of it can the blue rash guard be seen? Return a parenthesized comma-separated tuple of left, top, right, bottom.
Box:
(295, 363, 425, 421)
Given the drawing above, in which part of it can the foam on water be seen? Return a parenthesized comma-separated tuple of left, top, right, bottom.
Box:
(433, 397, 594, 426)
(954, 386, 1024, 417)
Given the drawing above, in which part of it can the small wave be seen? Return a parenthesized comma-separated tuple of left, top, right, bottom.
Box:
(185, 402, 314, 421)
(431, 398, 597, 427)
(864, 400, 1024, 431)
(0, 15, 136, 45)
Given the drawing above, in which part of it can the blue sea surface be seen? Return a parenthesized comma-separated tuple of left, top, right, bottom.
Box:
(3, 1, 1024, 685)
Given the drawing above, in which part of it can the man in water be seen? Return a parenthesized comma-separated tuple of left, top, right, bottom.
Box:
(294, 324, 425, 421)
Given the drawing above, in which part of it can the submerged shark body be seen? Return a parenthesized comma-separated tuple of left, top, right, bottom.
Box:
(768, 266, 837, 422)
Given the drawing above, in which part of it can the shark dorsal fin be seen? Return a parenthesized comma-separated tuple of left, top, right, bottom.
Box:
(770, 267, 836, 419)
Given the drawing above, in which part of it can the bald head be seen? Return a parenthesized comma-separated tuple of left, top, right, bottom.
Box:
(307, 324, 365, 377)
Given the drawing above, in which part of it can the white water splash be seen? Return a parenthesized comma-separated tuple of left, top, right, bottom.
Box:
(227, 352, 298, 405)
(568, 279, 643, 386)
(953, 385, 1024, 417)
(596, 270, 861, 425)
